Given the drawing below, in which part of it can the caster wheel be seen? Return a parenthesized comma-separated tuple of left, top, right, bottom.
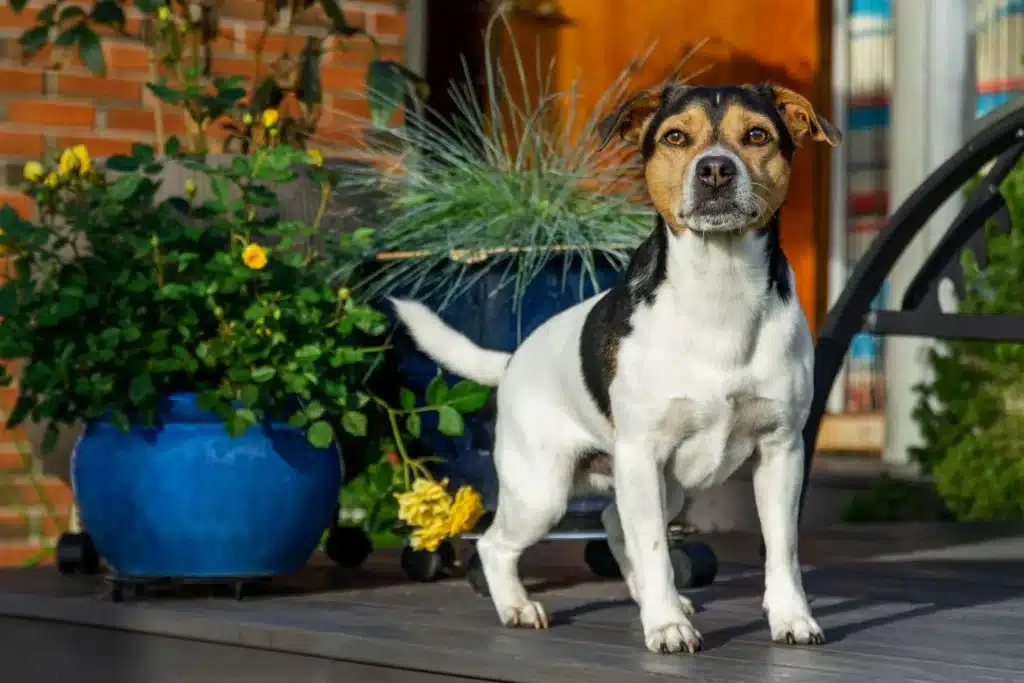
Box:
(56, 532, 101, 575)
(401, 540, 454, 582)
(583, 540, 622, 578)
(670, 542, 719, 588)
(466, 551, 489, 597)
(324, 525, 374, 568)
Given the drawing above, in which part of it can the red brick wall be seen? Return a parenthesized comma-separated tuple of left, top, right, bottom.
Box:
(0, 0, 408, 566)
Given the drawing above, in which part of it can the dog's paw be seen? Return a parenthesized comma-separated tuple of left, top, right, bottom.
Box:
(644, 620, 703, 654)
(765, 610, 825, 646)
(677, 594, 696, 616)
(499, 600, 549, 629)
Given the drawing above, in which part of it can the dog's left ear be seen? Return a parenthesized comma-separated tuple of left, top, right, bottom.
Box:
(769, 85, 842, 147)
(596, 89, 663, 150)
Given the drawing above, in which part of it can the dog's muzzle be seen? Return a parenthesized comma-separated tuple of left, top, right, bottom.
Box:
(681, 147, 759, 233)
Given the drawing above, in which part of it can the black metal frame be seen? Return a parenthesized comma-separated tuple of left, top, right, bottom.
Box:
(799, 106, 1024, 519)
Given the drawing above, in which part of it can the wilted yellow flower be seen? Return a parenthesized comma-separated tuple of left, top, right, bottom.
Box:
(242, 112, 254, 126)
(448, 485, 484, 536)
(58, 145, 91, 176)
(409, 517, 450, 552)
(157, 6, 170, 21)
(396, 477, 451, 529)
(261, 109, 280, 128)
(337, 286, 350, 301)
(241, 243, 268, 270)
(184, 177, 197, 197)
(22, 161, 45, 183)
(307, 148, 324, 167)
(45, 172, 59, 188)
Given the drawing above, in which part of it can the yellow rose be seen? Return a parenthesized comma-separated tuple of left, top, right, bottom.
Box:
(157, 6, 170, 21)
(261, 109, 280, 128)
(241, 243, 268, 270)
(22, 161, 45, 183)
(58, 145, 90, 176)
(409, 517, 450, 553)
(396, 477, 451, 528)
(45, 172, 59, 188)
(307, 148, 324, 168)
(448, 485, 484, 536)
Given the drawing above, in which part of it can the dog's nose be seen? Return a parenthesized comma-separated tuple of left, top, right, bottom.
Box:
(696, 156, 737, 189)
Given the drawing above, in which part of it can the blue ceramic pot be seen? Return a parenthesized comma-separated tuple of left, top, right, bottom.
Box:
(389, 253, 623, 514)
(71, 393, 341, 578)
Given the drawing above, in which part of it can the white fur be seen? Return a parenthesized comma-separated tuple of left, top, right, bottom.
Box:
(392, 226, 821, 653)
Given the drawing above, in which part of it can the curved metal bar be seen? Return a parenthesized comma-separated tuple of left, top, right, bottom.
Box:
(799, 107, 1024, 521)
(900, 141, 1024, 311)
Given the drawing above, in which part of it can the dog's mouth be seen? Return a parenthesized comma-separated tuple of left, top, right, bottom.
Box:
(680, 198, 761, 234)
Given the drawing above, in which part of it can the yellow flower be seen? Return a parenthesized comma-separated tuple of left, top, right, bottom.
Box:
(307, 148, 324, 168)
(396, 477, 451, 529)
(45, 172, 59, 188)
(22, 161, 45, 183)
(241, 243, 268, 270)
(337, 286, 350, 301)
(448, 485, 484, 536)
(242, 112, 254, 126)
(58, 145, 91, 176)
(409, 517, 451, 553)
(184, 178, 197, 197)
(261, 109, 280, 128)
(157, 6, 170, 21)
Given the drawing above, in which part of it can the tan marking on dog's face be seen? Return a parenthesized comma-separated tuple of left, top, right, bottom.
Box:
(717, 102, 791, 227)
(644, 104, 715, 232)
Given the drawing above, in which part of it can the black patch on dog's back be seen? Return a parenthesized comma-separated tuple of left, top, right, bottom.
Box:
(579, 218, 669, 418)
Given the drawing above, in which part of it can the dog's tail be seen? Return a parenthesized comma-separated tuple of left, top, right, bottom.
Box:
(389, 298, 511, 387)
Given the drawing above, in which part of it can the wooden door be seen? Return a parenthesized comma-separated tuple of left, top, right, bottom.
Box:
(499, 0, 833, 331)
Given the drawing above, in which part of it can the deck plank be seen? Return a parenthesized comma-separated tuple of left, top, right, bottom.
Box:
(2, 528, 1024, 682)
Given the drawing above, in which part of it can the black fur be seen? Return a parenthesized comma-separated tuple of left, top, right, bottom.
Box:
(579, 217, 669, 417)
(756, 212, 792, 303)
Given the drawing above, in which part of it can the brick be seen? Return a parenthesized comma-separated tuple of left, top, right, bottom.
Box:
(3, 475, 74, 507)
(0, 445, 30, 472)
(56, 134, 140, 159)
(243, 31, 308, 55)
(328, 40, 404, 66)
(0, 130, 46, 158)
(57, 73, 143, 102)
(0, 193, 34, 219)
(107, 108, 187, 136)
(0, 5, 39, 29)
(107, 43, 150, 72)
(321, 66, 366, 92)
(211, 57, 260, 79)
(0, 67, 44, 94)
(0, 542, 53, 567)
(0, 508, 70, 540)
(7, 100, 95, 128)
(372, 9, 408, 38)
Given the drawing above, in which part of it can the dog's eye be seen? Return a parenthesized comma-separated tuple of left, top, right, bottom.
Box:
(662, 130, 688, 146)
(744, 127, 771, 145)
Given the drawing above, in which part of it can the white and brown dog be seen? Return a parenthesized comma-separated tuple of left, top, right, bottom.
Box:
(391, 82, 841, 654)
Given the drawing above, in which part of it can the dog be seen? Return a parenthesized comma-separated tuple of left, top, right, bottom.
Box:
(391, 82, 841, 654)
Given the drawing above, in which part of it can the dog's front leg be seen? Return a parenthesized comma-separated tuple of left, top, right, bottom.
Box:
(614, 437, 702, 654)
(753, 432, 825, 645)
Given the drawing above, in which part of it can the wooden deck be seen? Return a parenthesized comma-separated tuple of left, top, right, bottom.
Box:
(3, 526, 1024, 683)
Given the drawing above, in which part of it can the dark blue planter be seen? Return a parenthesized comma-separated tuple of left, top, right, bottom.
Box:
(388, 253, 624, 513)
(70, 393, 342, 578)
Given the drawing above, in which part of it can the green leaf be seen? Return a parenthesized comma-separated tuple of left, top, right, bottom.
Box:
(318, 0, 362, 36)
(405, 412, 421, 438)
(295, 344, 322, 362)
(239, 384, 259, 406)
(251, 366, 276, 383)
(436, 406, 464, 437)
(18, 25, 50, 56)
(59, 6, 87, 22)
(308, 420, 334, 448)
(131, 143, 155, 161)
(109, 173, 143, 201)
(209, 175, 232, 208)
(227, 407, 258, 437)
(425, 374, 448, 406)
(10, 0, 31, 11)
(341, 411, 367, 437)
(447, 381, 490, 413)
(129, 373, 154, 403)
(105, 155, 141, 172)
(91, 1, 126, 27)
(366, 59, 410, 128)
(288, 410, 309, 428)
(109, 409, 131, 432)
(42, 423, 60, 454)
(399, 388, 416, 411)
(304, 401, 326, 420)
(76, 26, 105, 75)
(147, 81, 184, 104)
(134, 0, 165, 14)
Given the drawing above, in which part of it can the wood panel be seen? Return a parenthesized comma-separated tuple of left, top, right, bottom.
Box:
(499, 0, 833, 331)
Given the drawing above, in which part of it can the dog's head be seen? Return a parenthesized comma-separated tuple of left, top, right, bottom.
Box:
(598, 83, 841, 234)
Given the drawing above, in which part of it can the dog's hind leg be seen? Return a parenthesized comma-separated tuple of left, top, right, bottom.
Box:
(602, 479, 694, 615)
(476, 428, 573, 629)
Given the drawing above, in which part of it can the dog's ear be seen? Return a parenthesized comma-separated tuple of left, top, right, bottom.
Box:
(596, 89, 663, 150)
(768, 84, 842, 147)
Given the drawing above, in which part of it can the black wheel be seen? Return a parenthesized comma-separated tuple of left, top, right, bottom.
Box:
(324, 525, 374, 569)
(56, 532, 101, 575)
(670, 541, 719, 588)
(583, 539, 623, 578)
(466, 551, 489, 597)
(233, 582, 245, 601)
(401, 540, 455, 583)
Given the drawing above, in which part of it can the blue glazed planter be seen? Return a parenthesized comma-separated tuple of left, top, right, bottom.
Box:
(71, 393, 342, 578)
(388, 253, 624, 513)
